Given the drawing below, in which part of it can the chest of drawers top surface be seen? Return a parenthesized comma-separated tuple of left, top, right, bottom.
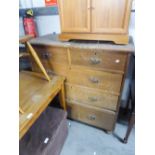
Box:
(30, 34, 134, 52)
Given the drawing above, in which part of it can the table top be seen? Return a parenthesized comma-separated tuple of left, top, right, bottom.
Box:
(30, 34, 135, 52)
(19, 35, 34, 44)
(19, 71, 65, 139)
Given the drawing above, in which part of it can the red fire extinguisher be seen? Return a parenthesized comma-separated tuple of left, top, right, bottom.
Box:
(23, 9, 37, 37)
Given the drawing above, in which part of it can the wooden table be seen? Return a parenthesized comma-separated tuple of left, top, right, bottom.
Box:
(19, 71, 66, 140)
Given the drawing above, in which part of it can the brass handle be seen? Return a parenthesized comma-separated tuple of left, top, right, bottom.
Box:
(88, 115, 96, 121)
(88, 96, 98, 102)
(90, 57, 101, 64)
(89, 77, 99, 83)
(46, 69, 55, 75)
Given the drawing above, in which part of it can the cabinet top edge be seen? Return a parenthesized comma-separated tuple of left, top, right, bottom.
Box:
(30, 34, 135, 53)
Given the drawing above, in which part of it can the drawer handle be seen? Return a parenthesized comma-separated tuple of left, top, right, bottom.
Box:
(89, 77, 99, 83)
(88, 115, 96, 121)
(88, 97, 98, 102)
(46, 69, 55, 75)
(90, 57, 101, 64)
(115, 59, 120, 63)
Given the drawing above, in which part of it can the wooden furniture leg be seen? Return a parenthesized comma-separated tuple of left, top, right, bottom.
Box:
(124, 88, 131, 115)
(123, 113, 135, 143)
(123, 79, 135, 143)
(59, 83, 67, 111)
(26, 42, 51, 82)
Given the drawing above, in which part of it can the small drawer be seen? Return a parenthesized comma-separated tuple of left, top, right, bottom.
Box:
(45, 63, 69, 77)
(67, 68, 123, 94)
(66, 84, 119, 111)
(31, 58, 50, 73)
(31, 60, 69, 78)
(70, 48, 127, 73)
(33, 46, 69, 65)
(67, 102, 116, 131)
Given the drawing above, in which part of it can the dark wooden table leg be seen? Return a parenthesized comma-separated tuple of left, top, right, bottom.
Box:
(123, 113, 135, 143)
(123, 55, 135, 144)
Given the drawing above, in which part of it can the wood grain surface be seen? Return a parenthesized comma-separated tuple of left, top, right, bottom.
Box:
(66, 83, 119, 111)
(19, 71, 66, 139)
(70, 48, 127, 73)
(67, 68, 123, 94)
(67, 102, 116, 131)
(57, 0, 133, 44)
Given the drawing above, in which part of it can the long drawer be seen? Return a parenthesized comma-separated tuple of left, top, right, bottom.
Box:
(33, 46, 69, 65)
(67, 68, 123, 94)
(67, 102, 116, 131)
(70, 48, 127, 72)
(66, 84, 119, 111)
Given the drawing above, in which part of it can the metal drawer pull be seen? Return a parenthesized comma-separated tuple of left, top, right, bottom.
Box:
(89, 77, 99, 83)
(88, 97, 98, 102)
(90, 57, 101, 64)
(115, 59, 120, 63)
(46, 69, 55, 75)
(88, 115, 96, 121)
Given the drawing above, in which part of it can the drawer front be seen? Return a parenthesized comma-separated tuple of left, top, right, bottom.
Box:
(68, 68, 123, 94)
(67, 102, 116, 131)
(31, 58, 47, 73)
(70, 49, 127, 72)
(45, 63, 69, 77)
(33, 46, 69, 65)
(66, 84, 119, 111)
(31, 60, 69, 78)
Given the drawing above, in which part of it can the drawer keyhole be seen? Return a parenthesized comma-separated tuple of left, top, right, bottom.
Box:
(42, 52, 51, 59)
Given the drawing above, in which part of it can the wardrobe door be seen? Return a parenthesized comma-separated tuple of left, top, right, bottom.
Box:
(58, 0, 91, 32)
(92, 0, 132, 34)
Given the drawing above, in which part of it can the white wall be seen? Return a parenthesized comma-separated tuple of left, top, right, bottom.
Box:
(129, 12, 135, 43)
(20, 0, 45, 8)
(20, 0, 33, 9)
(35, 15, 61, 36)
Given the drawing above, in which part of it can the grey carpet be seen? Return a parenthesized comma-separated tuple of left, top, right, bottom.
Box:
(60, 120, 135, 155)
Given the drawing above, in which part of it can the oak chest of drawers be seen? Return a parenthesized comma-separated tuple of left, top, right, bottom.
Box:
(30, 34, 134, 132)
